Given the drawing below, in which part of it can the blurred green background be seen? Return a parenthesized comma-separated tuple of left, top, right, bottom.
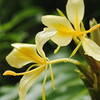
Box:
(0, 0, 100, 100)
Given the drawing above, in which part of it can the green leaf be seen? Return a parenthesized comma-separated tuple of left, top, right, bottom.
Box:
(0, 7, 44, 32)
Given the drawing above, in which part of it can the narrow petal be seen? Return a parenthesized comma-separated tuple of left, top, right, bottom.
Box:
(35, 30, 56, 58)
(42, 15, 73, 30)
(82, 38, 100, 61)
(19, 66, 46, 100)
(51, 33, 72, 46)
(66, 0, 84, 30)
(6, 43, 44, 68)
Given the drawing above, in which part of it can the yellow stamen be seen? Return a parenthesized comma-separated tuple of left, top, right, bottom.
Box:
(81, 24, 100, 35)
(3, 65, 46, 76)
(3, 70, 17, 76)
(73, 24, 100, 37)
(70, 41, 82, 58)
(88, 24, 100, 32)
(27, 64, 39, 71)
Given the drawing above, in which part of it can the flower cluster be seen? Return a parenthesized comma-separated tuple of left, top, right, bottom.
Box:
(3, 0, 100, 100)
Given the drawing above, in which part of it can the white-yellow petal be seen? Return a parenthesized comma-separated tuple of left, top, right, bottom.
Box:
(42, 15, 73, 30)
(51, 33, 72, 46)
(82, 38, 100, 61)
(6, 43, 44, 68)
(35, 30, 56, 58)
(42, 15, 73, 46)
(66, 0, 84, 30)
(19, 66, 46, 100)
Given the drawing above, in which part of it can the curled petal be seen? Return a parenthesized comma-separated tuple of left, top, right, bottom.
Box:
(42, 15, 73, 46)
(82, 38, 100, 61)
(66, 0, 84, 30)
(6, 43, 44, 68)
(19, 66, 46, 100)
(35, 30, 56, 58)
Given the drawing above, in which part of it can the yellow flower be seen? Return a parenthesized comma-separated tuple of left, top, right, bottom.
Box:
(36, 0, 100, 60)
(3, 43, 54, 100)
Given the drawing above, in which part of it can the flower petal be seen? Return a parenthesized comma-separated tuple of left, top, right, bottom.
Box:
(6, 43, 44, 68)
(42, 15, 73, 46)
(82, 38, 100, 61)
(35, 30, 56, 58)
(66, 0, 84, 30)
(51, 33, 72, 46)
(42, 15, 73, 30)
(19, 66, 46, 100)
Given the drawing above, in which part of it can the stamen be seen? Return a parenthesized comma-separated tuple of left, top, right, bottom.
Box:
(80, 22, 85, 31)
(56, 9, 65, 17)
(73, 37, 80, 44)
(70, 41, 82, 58)
(88, 24, 100, 32)
(3, 70, 17, 76)
(83, 24, 100, 34)
(27, 64, 39, 71)
(76, 24, 100, 37)
(54, 46, 60, 54)
(3, 65, 46, 76)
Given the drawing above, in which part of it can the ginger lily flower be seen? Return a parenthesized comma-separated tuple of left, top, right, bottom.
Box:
(3, 44, 88, 100)
(3, 43, 54, 100)
(36, 0, 100, 60)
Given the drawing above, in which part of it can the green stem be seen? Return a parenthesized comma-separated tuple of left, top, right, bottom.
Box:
(48, 58, 81, 65)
